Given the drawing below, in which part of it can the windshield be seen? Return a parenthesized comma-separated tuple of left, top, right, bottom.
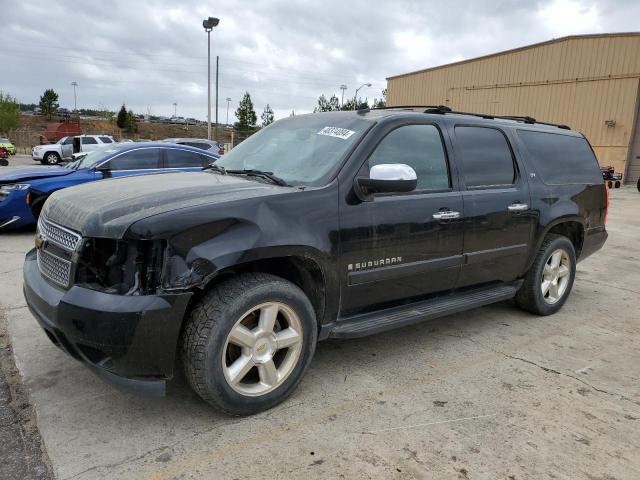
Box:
(215, 113, 371, 186)
(64, 147, 122, 170)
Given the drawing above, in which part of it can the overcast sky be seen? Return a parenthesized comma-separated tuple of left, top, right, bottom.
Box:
(2, 0, 639, 123)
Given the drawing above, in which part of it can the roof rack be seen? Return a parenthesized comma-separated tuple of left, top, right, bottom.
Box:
(373, 105, 571, 130)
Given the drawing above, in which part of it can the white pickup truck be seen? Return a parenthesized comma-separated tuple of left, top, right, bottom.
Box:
(32, 135, 116, 165)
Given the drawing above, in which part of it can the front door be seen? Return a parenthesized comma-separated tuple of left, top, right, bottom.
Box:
(450, 125, 534, 287)
(338, 122, 464, 316)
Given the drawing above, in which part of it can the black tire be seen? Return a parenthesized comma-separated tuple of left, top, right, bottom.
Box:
(637, 177, 640, 192)
(41, 152, 60, 165)
(515, 234, 576, 316)
(607, 180, 613, 189)
(181, 273, 317, 416)
(614, 180, 621, 189)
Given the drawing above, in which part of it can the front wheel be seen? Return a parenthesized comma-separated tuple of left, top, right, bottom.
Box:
(42, 152, 60, 165)
(181, 273, 317, 415)
(515, 234, 576, 315)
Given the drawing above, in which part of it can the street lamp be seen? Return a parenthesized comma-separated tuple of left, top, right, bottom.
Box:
(203, 16, 220, 140)
(71, 81, 78, 112)
(173, 102, 177, 117)
(353, 83, 372, 110)
(226, 97, 231, 125)
(339, 84, 347, 107)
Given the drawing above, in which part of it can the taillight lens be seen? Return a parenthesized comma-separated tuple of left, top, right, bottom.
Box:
(603, 183, 610, 225)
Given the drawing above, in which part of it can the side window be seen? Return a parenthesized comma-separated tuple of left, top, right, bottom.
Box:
(517, 130, 602, 184)
(166, 149, 209, 168)
(367, 124, 450, 191)
(107, 148, 160, 170)
(62, 137, 74, 145)
(455, 126, 515, 188)
(99, 136, 113, 143)
(180, 142, 212, 150)
(82, 137, 98, 145)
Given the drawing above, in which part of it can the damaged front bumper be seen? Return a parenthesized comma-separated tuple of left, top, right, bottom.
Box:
(23, 249, 192, 395)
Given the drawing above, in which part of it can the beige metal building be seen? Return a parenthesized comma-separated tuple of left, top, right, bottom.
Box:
(387, 33, 640, 184)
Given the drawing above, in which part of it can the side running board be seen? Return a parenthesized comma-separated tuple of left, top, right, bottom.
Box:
(325, 282, 522, 339)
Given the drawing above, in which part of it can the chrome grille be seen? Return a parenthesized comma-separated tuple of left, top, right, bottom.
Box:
(37, 248, 72, 288)
(38, 217, 82, 251)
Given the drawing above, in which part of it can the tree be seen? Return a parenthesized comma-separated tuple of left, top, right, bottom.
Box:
(314, 94, 340, 113)
(234, 92, 257, 131)
(39, 89, 59, 120)
(341, 97, 369, 111)
(372, 88, 387, 109)
(261, 104, 274, 127)
(126, 110, 138, 133)
(117, 104, 128, 129)
(0, 92, 20, 133)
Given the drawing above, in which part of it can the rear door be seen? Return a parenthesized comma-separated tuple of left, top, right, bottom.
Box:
(451, 125, 534, 287)
(81, 136, 100, 152)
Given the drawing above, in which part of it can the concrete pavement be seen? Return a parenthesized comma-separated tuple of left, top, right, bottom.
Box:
(0, 188, 639, 479)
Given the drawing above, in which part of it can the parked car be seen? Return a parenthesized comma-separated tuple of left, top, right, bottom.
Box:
(0, 137, 16, 155)
(32, 135, 116, 165)
(162, 138, 220, 152)
(22, 108, 608, 415)
(1, 143, 218, 230)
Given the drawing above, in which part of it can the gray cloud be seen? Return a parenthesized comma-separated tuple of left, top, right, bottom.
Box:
(3, 0, 639, 122)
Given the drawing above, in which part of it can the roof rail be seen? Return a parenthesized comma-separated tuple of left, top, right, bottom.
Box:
(375, 105, 571, 130)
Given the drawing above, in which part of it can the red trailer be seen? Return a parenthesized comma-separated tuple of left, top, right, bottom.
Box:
(43, 120, 82, 142)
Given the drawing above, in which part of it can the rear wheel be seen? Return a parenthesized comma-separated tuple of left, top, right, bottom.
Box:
(181, 273, 317, 415)
(516, 234, 576, 315)
(614, 180, 621, 189)
(42, 152, 60, 165)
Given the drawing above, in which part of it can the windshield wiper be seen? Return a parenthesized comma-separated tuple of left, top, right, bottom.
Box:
(203, 164, 227, 175)
(226, 169, 289, 187)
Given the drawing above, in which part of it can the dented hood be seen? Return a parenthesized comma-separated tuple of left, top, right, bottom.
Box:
(0, 166, 73, 183)
(42, 171, 294, 238)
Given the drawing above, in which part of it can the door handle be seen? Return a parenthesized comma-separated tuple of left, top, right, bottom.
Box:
(508, 203, 529, 212)
(432, 210, 461, 220)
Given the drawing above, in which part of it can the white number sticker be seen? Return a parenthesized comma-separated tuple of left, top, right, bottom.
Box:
(317, 126, 355, 140)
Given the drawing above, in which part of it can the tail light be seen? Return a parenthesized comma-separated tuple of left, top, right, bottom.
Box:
(603, 183, 610, 225)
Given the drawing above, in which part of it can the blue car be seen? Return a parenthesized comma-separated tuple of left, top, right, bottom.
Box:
(0, 142, 219, 230)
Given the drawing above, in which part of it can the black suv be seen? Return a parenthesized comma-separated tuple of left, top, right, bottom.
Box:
(23, 107, 608, 415)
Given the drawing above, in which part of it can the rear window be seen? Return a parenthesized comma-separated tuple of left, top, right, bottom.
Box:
(517, 130, 602, 184)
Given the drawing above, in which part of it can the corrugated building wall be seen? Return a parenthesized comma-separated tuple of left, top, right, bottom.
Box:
(387, 33, 640, 183)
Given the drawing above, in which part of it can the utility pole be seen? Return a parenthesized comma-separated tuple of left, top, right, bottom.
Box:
(215, 55, 219, 142)
(226, 97, 231, 125)
(173, 102, 177, 117)
(353, 83, 372, 110)
(202, 17, 219, 140)
(71, 81, 78, 111)
(340, 84, 347, 107)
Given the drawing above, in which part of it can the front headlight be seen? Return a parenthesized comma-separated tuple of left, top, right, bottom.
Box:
(0, 184, 30, 201)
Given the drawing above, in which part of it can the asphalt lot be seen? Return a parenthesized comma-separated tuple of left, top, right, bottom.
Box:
(0, 157, 639, 479)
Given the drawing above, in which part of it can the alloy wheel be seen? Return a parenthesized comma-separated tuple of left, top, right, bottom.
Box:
(222, 302, 303, 396)
(541, 249, 571, 304)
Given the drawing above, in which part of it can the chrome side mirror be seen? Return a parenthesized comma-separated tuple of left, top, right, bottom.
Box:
(355, 163, 418, 200)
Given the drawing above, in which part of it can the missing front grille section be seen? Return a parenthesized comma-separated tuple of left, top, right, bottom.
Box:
(76, 239, 165, 295)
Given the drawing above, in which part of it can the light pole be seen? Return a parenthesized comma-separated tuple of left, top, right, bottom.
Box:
(340, 84, 347, 107)
(173, 102, 177, 117)
(203, 16, 220, 140)
(226, 97, 231, 125)
(71, 81, 78, 112)
(353, 83, 372, 110)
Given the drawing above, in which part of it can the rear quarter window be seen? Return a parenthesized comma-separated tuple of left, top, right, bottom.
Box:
(517, 130, 602, 185)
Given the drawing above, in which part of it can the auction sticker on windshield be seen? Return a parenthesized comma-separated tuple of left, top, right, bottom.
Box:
(317, 126, 355, 140)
